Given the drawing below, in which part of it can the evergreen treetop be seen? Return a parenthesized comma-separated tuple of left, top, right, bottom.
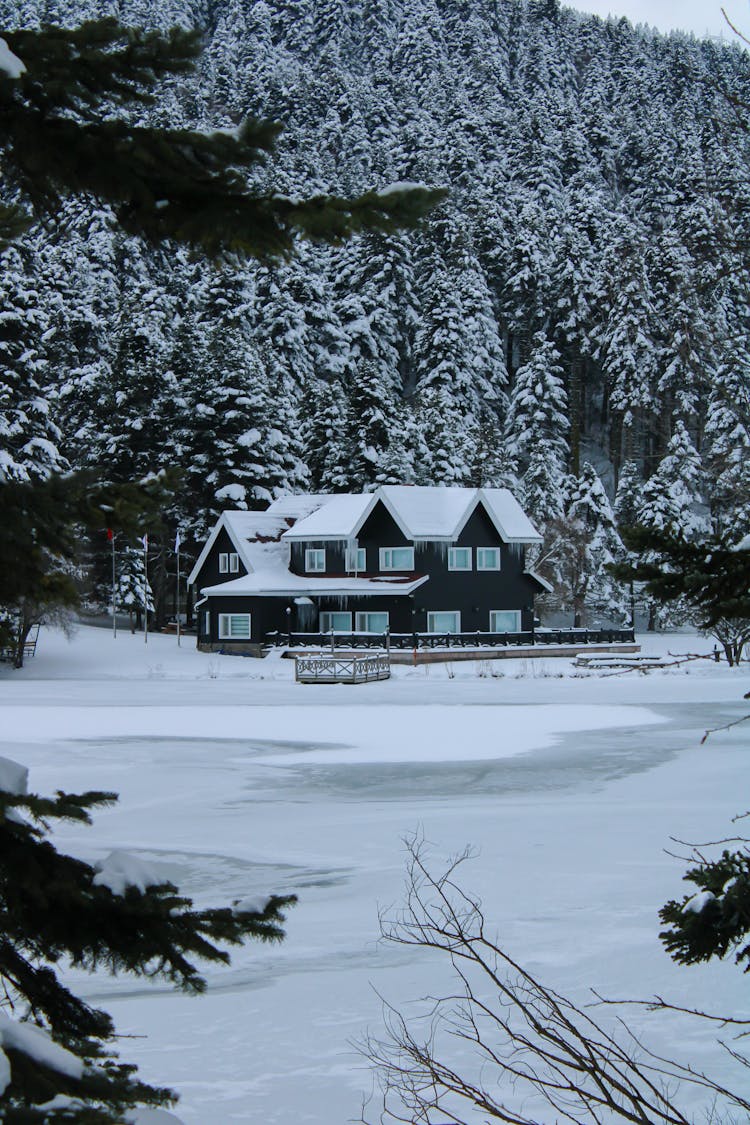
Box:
(0, 20, 446, 258)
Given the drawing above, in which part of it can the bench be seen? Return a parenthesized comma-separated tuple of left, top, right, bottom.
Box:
(0, 623, 40, 663)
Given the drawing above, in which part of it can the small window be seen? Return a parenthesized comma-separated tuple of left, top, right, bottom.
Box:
(427, 611, 461, 634)
(477, 547, 501, 570)
(355, 611, 389, 633)
(319, 611, 352, 632)
(218, 613, 251, 639)
(345, 546, 366, 572)
(229, 552, 240, 573)
(490, 610, 521, 633)
(448, 547, 472, 571)
(218, 553, 229, 573)
(203, 611, 210, 634)
(305, 548, 326, 572)
(380, 546, 415, 571)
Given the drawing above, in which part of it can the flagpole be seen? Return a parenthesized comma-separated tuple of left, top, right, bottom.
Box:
(110, 531, 116, 639)
(143, 534, 148, 645)
(176, 533, 181, 648)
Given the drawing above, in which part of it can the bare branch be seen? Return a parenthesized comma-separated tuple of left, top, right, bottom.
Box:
(360, 841, 749, 1125)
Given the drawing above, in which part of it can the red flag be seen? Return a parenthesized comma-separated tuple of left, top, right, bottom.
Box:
(106, 528, 113, 541)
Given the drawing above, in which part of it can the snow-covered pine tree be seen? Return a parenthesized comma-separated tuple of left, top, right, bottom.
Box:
(115, 541, 154, 632)
(637, 420, 708, 542)
(553, 463, 626, 627)
(0, 242, 63, 484)
(0, 757, 295, 1121)
(703, 346, 750, 541)
(504, 331, 568, 478)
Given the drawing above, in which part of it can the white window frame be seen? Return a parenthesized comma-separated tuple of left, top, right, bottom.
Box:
(305, 548, 326, 573)
(427, 611, 461, 634)
(345, 546, 366, 572)
(379, 546, 415, 571)
(319, 611, 352, 633)
(477, 547, 501, 571)
(203, 611, 210, 634)
(229, 552, 240, 573)
(218, 552, 229, 573)
(355, 611, 389, 633)
(490, 610, 522, 633)
(448, 547, 472, 571)
(218, 613, 252, 640)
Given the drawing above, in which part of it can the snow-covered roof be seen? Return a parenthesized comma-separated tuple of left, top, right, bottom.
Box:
(265, 494, 333, 520)
(281, 486, 541, 544)
(200, 571, 428, 598)
(278, 493, 373, 541)
(186, 510, 292, 586)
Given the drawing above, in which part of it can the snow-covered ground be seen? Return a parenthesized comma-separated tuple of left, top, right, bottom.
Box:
(2, 625, 748, 1123)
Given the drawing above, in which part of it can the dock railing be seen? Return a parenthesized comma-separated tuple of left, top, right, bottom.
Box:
(294, 652, 391, 683)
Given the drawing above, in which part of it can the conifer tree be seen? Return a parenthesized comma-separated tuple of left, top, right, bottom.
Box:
(553, 463, 626, 626)
(0, 21, 445, 256)
(0, 758, 295, 1120)
(505, 331, 568, 477)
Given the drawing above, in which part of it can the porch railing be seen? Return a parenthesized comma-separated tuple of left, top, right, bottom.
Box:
(266, 627, 636, 650)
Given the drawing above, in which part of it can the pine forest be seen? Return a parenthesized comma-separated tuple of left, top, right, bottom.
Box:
(2, 0, 750, 626)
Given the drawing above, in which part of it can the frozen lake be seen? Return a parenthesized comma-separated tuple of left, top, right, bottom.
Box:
(2, 626, 748, 1123)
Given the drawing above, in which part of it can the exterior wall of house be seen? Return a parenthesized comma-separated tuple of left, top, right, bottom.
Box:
(288, 501, 537, 634)
(194, 527, 247, 590)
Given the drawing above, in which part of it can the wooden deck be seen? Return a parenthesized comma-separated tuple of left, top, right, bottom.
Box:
(294, 653, 391, 684)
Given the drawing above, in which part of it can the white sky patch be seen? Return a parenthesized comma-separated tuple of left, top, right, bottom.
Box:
(568, 0, 742, 39)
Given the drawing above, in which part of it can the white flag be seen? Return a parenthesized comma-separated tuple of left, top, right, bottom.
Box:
(174, 529, 181, 553)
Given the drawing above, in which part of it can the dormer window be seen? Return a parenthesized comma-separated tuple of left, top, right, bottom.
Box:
(219, 552, 240, 574)
(305, 548, 326, 572)
(380, 546, 414, 571)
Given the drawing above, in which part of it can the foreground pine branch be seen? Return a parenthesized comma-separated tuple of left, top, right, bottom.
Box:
(0, 759, 296, 1120)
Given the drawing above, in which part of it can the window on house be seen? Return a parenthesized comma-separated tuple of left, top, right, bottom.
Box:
(305, 548, 326, 572)
(319, 611, 352, 632)
(379, 546, 415, 571)
(218, 553, 229, 573)
(345, 546, 366, 572)
(203, 611, 210, 634)
(427, 611, 461, 634)
(229, 552, 240, 573)
(355, 612, 389, 633)
(218, 613, 251, 639)
(448, 547, 472, 571)
(490, 610, 521, 633)
(477, 547, 501, 570)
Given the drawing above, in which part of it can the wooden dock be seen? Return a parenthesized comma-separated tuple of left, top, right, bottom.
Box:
(294, 652, 391, 684)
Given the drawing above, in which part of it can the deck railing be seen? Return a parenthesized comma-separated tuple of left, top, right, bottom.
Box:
(294, 653, 391, 683)
(267, 627, 636, 650)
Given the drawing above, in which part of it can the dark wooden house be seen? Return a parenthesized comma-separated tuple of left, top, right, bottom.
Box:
(188, 487, 549, 656)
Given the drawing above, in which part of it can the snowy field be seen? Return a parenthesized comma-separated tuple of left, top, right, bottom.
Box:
(2, 624, 748, 1123)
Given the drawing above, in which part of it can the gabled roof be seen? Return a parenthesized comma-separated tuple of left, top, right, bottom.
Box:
(186, 510, 291, 586)
(280, 486, 541, 545)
